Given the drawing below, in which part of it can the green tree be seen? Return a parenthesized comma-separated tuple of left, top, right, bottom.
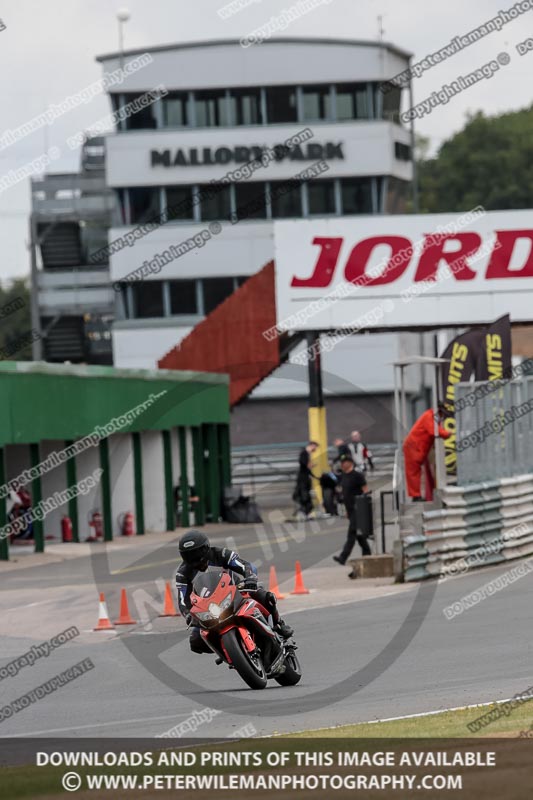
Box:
(0, 278, 33, 361)
(418, 107, 533, 212)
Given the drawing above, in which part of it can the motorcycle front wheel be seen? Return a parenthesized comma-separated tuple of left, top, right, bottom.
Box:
(275, 650, 302, 686)
(222, 628, 267, 690)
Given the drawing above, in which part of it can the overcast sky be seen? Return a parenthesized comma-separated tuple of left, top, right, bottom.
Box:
(0, 0, 531, 281)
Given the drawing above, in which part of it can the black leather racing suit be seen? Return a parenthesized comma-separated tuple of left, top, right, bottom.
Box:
(175, 546, 279, 653)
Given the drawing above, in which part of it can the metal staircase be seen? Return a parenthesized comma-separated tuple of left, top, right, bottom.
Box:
(42, 316, 85, 362)
(37, 222, 83, 268)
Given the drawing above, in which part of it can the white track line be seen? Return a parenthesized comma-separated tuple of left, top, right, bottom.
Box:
(2, 598, 60, 612)
(10, 696, 529, 738)
(365, 697, 530, 725)
(286, 696, 532, 736)
(8, 711, 196, 738)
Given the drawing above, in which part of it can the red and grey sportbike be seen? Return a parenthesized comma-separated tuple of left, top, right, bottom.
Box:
(189, 568, 302, 690)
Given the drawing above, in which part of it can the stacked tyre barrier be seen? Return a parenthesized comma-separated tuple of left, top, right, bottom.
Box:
(402, 474, 533, 582)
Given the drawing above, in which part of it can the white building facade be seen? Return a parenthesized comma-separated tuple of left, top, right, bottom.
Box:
(97, 38, 429, 439)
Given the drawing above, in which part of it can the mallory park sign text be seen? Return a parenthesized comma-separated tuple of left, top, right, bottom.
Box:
(150, 142, 344, 167)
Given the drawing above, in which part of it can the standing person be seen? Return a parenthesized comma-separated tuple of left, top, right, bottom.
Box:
(333, 454, 370, 565)
(292, 441, 318, 519)
(403, 403, 451, 502)
(348, 431, 374, 474)
(320, 463, 339, 516)
(7, 483, 33, 540)
(334, 437, 350, 461)
(330, 439, 348, 516)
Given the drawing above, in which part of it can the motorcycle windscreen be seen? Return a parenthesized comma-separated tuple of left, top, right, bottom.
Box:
(191, 568, 226, 599)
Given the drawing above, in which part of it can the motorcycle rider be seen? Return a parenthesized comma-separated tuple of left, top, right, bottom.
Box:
(175, 530, 294, 654)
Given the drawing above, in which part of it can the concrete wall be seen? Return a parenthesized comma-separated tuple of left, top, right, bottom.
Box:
(113, 324, 193, 370)
(185, 428, 198, 526)
(231, 393, 397, 446)
(141, 430, 166, 532)
(40, 440, 68, 538)
(4, 444, 32, 538)
(5, 444, 31, 486)
(170, 428, 180, 491)
(186, 429, 195, 485)
(108, 434, 135, 537)
(76, 442, 103, 540)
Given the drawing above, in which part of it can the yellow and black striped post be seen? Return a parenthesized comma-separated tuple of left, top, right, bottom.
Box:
(306, 332, 329, 505)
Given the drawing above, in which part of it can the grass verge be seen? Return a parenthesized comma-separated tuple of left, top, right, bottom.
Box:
(289, 701, 533, 738)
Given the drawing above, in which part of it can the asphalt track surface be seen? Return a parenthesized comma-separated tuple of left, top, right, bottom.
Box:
(0, 516, 532, 740)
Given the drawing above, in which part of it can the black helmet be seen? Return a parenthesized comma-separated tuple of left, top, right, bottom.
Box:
(178, 530, 210, 568)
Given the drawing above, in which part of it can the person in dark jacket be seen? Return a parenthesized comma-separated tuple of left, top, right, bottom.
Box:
(320, 465, 339, 515)
(333, 455, 370, 564)
(334, 437, 350, 461)
(175, 530, 293, 653)
(292, 441, 318, 518)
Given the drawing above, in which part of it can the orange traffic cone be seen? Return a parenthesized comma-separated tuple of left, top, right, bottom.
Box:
(93, 592, 115, 631)
(291, 561, 310, 595)
(159, 582, 179, 617)
(114, 588, 137, 625)
(269, 565, 285, 600)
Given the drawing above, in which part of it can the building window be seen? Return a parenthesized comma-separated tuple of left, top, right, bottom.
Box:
(198, 184, 232, 221)
(121, 93, 157, 130)
(117, 284, 130, 318)
(376, 177, 384, 212)
(169, 280, 198, 315)
(383, 177, 410, 214)
(234, 182, 267, 220)
(307, 180, 336, 215)
(110, 94, 121, 113)
(302, 85, 332, 120)
(382, 85, 402, 124)
(269, 180, 302, 218)
(194, 90, 229, 127)
(116, 188, 128, 225)
(162, 92, 189, 127)
(230, 88, 263, 125)
(202, 277, 235, 314)
(395, 141, 412, 161)
(340, 178, 373, 214)
(335, 83, 370, 120)
(128, 187, 160, 224)
(265, 86, 298, 123)
(82, 222, 110, 264)
(132, 282, 164, 318)
(165, 186, 194, 221)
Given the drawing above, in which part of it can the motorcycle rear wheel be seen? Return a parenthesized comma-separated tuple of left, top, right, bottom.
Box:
(222, 628, 267, 690)
(275, 650, 302, 686)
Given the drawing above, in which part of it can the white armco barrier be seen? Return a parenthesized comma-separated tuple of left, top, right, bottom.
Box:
(402, 474, 533, 582)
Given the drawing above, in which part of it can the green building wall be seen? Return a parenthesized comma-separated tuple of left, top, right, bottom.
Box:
(0, 362, 231, 560)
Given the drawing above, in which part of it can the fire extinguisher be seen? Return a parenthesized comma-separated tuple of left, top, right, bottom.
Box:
(119, 511, 135, 536)
(89, 510, 104, 540)
(61, 516, 73, 543)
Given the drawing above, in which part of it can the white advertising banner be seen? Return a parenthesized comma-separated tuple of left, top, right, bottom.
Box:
(273, 209, 533, 331)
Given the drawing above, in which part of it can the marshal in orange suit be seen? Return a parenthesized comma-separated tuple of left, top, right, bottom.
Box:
(403, 404, 451, 501)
